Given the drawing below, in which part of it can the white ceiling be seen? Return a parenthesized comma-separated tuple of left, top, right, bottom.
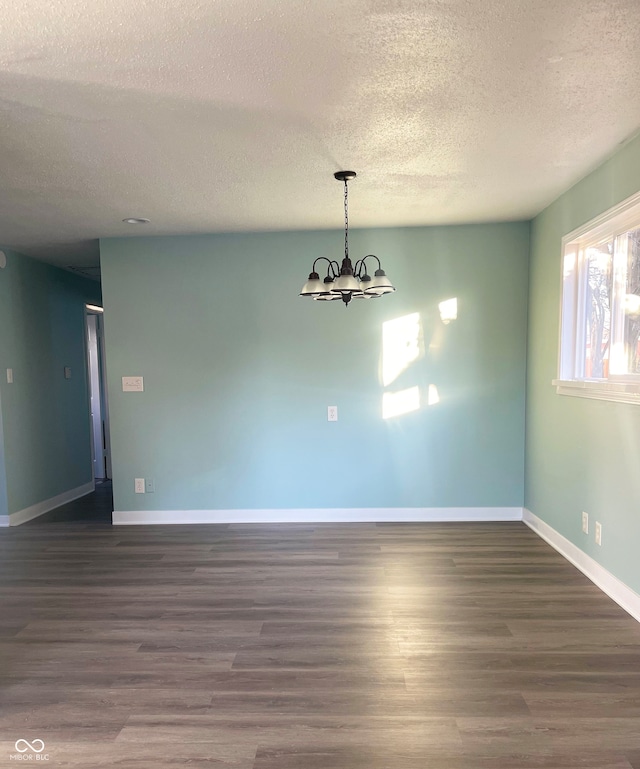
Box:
(1, 0, 640, 269)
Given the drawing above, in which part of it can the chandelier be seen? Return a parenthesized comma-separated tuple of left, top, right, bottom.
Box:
(299, 171, 396, 306)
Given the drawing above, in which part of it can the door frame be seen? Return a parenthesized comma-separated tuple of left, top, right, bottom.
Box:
(85, 305, 112, 480)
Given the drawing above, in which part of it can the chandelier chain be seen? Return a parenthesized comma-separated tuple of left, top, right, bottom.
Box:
(343, 179, 349, 261)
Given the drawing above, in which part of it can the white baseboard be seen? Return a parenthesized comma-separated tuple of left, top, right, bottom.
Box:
(112, 506, 524, 525)
(0, 515, 8, 527)
(6, 481, 95, 526)
(523, 508, 640, 623)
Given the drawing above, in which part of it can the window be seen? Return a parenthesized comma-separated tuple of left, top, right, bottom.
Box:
(556, 191, 640, 404)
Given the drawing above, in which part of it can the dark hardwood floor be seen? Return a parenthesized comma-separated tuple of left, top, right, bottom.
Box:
(1, 496, 640, 767)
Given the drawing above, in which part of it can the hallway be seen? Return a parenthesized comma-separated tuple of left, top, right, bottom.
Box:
(23, 482, 114, 526)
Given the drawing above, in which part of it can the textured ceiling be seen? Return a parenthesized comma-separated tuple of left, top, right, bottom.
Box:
(1, 0, 640, 268)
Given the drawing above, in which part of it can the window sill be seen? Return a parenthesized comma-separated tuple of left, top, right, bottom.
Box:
(553, 379, 640, 405)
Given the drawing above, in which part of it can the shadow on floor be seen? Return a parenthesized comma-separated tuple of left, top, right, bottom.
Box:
(24, 480, 114, 525)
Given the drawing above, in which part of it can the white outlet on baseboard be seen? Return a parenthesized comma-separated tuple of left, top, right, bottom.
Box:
(582, 511, 589, 534)
(595, 521, 602, 546)
(134, 478, 145, 494)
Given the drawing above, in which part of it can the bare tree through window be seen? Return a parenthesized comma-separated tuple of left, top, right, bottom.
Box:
(625, 228, 640, 375)
(585, 243, 612, 378)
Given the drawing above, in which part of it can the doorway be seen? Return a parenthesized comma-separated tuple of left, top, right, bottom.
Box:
(86, 307, 111, 481)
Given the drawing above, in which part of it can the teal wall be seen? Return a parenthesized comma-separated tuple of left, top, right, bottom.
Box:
(526, 133, 640, 593)
(100, 223, 529, 514)
(0, 249, 100, 515)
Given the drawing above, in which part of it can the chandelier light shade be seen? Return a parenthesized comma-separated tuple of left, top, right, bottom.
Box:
(299, 171, 396, 306)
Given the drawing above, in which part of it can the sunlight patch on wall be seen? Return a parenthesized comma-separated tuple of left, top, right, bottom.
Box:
(381, 313, 421, 387)
(429, 326, 443, 353)
(428, 384, 440, 405)
(438, 298, 458, 324)
(382, 386, 420, 420)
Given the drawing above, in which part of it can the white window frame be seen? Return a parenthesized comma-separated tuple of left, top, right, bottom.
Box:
(554, 190, 640, 405)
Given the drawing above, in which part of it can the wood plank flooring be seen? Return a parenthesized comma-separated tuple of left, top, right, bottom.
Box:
(1, 509, 640, 767)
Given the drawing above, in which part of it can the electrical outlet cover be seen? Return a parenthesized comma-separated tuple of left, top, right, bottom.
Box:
(595, 521, 602, 546)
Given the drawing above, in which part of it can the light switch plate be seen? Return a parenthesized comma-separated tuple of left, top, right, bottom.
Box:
(122, 376, 144, 392)
(134, 478, 145, 494)
(6, 368, 13, 384)
(145, 478, 155, 493)
(64, 367, 72, 380)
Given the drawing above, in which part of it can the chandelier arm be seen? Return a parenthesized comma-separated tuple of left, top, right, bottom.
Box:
(353, 259, 366, 279)
(328, 260, 341, 278)
(312, 256, 337, 276)
(362, 254, 382, 270)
